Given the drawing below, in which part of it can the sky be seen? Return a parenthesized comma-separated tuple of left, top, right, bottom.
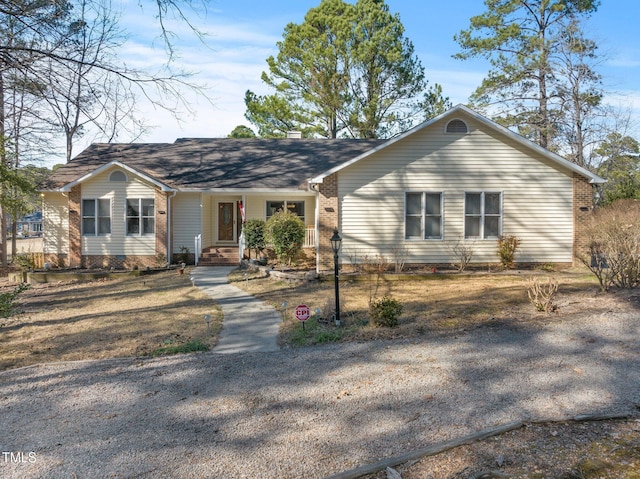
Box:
(94, 0, 640, 154)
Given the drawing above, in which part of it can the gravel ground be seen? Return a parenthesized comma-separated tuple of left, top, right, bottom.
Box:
(1, 309, 638, 479)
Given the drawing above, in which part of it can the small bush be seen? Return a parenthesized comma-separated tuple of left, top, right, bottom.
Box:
(497, 235, 521, 268)
(578, 200, 640, 291)
(13, 253, 36, 271)
(0, 283, 31, 318)
(265, 210, 305, 265)
(369, 296, 403, 328)
(450, 238, 474, 272)
(244, 219, 266, 259)
(526, 276, 559, 313)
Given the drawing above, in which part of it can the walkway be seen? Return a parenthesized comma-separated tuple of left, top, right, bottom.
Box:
(189, 266, 281, 354)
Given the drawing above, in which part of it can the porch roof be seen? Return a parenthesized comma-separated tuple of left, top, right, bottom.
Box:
(40, 138, 385, 191)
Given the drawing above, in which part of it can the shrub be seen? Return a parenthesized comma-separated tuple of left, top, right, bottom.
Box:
(497, 235, 521, 268)
(265, 210, 305, 265)
(577, 200, 640, 291)
(450, 238, 474, 272)
(0, 283, 31, 318)
(526, 276, 559, 313)
(369, 296, 403, 328)
(13, 253, 36, 271)
(244, 219, 266, 259)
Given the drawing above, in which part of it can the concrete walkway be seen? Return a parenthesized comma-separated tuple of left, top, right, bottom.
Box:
(189, 266, 281, 354)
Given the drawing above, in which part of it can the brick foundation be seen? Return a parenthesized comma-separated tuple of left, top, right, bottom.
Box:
(81, 255, 159, 270)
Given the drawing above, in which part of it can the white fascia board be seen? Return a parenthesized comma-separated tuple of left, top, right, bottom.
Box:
(309, 104, 606, 185)
(60, 161, 176, 192)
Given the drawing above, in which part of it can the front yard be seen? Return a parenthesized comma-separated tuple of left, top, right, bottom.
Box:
(230, 267, 612, 346)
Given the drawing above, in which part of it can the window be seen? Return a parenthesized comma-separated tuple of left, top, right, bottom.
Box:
(446, 119, 468, 133)
(82, 199, 111, 236)
(464, 192, 501, 239)
(405, 192, 442, 240)
(126, 198, 155, 235)
(266, 200, 305, 222)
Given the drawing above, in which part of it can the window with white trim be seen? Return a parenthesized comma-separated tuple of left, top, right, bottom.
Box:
(82, 198, 111, 236)
(464, 192, 501, 239)
(126, 198, 155, 235)
(405, 192, 443, 240)
(266, 200, 305, 222)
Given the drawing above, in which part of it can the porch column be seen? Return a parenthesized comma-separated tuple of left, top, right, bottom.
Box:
(317, 173, 339, 271)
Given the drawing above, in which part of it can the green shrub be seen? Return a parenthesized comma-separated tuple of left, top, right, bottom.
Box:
(244, 219, 266, 259)
(497, 235, 521, 268)
(369, 296, 403, 328)
(0, 283, 31, 318)
(265, 210, 305, 265)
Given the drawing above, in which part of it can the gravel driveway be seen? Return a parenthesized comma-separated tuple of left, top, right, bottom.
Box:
(1, 310, 638, 478)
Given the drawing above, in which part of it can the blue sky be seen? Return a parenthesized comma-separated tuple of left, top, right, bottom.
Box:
(113, 0, 640, 146)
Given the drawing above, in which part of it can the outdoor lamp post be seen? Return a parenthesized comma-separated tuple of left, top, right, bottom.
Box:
(330, 228, 342, 326)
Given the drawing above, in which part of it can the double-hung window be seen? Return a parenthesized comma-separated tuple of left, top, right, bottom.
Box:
(464, 192, 501, 239)
(82, 199, 111, 236)
(126, 198, 155, 235)
(405, 192, 443, 240)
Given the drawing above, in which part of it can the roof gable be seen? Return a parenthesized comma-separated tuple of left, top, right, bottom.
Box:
(310, 104, 606, 185)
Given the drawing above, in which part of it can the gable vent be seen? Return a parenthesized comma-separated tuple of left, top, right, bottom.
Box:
(446, 119, 469, 134)
(109, 170, 127, 182)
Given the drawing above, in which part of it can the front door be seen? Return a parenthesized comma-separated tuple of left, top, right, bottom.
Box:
(218, 202, 234, 242)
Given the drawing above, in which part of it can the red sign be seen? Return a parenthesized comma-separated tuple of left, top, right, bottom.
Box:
(295, 304, 310, 321)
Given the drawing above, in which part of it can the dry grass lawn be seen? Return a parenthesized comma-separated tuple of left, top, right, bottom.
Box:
(0, 269, 221, 371)
(231, 268, 608, 346)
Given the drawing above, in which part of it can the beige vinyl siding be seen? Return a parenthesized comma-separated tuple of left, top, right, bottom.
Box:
(80, 169, 156, 255)
(339, 116, 574, 264)
(42, 193, 69, 254)
(172, 193, 202, 254)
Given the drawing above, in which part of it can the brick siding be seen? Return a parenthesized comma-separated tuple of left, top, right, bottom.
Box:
(573, 173, 594, 264)
(317, 173, 339, 271)
(68, 185, 82, 268)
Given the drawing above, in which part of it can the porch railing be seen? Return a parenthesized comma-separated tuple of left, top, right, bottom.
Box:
(304, 226, 316, 248)
(194, 234, 202, 266)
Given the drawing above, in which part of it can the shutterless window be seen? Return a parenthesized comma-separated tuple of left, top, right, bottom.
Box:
(464, 192, 501, 239)
(405, 192, 442, 240)
(82, 199, 111, 236)
(126, 198, 155, 235)
(266, 200, 305, 222)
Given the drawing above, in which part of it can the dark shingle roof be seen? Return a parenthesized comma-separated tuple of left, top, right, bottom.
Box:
(40, 138, 386, 191)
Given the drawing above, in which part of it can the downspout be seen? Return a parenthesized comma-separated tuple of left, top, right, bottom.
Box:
(167, 190, 177, 265)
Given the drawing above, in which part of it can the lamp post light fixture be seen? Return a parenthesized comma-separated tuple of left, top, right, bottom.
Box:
(330, 228, 342, 326)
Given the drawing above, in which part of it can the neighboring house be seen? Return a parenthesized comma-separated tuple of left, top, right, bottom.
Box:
(11, 211, 43, 237)
(38, 105, 605, 272)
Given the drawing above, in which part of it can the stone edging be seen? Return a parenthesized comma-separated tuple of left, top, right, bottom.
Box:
(323, 412, 636, 479)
